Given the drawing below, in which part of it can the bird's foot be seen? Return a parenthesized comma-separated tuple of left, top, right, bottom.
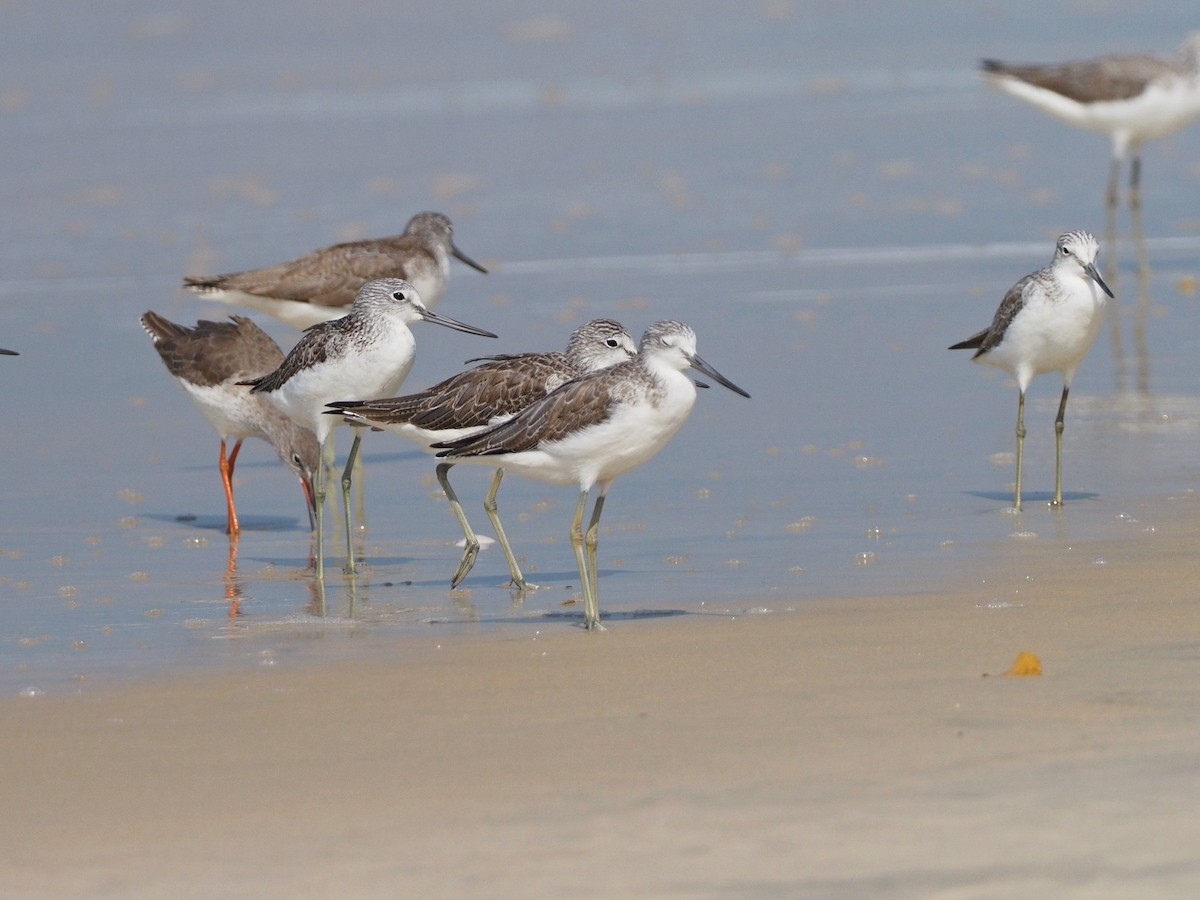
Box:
(450, 546, 480, 589)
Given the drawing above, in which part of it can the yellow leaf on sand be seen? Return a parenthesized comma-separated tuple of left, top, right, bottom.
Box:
(1008, 651, 1043, 676)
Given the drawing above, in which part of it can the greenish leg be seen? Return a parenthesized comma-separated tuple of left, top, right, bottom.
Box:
(437, 462, 480, 589)
(569, 491, 598, 630)
(583, 493, 606, 631)
(340, 429, 364, 575)
(1052, 385, 1069, 508)
(483, 468, 536, 593)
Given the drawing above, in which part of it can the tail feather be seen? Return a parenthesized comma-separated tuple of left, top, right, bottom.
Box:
(949, 329, 988, 351)
(140, 310, 189, 343)
(182, 275, 221, 292)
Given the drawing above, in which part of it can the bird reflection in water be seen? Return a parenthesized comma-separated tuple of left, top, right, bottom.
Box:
(223, 536, 246, 619)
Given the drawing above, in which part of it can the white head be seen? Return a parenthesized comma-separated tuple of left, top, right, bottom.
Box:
(1051, 231, 1114, 298)
(639, 320, 750, 398)
(352, 278, 499, 337)
(404, 211, 488, 274)
(351, 278, 427, 323)
(565, 318, 637, 373)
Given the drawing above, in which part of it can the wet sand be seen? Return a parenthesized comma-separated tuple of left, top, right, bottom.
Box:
(4, 4, 1200, 895)
(4, 496, 1199, 898)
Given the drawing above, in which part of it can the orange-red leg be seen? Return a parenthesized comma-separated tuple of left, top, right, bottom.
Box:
(219, 438, 244, 536)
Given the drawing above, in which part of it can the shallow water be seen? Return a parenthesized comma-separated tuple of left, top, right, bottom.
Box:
(3, 2, 1200, 692)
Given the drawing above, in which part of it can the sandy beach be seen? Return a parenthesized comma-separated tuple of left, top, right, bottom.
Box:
(5, 3, 1200, 896)
(4, 495, 1199, 898)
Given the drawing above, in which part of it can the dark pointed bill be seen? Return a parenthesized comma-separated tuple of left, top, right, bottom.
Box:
(420, 308, 498, 339)
(0, 348, 16, 356)
(321, 401, 365, 421)
(452, 244, 489, 274)
(1085, 262, 1114, 299)
(687, 353, 750, 398)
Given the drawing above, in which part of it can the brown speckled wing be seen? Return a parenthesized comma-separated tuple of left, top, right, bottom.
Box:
(438, 372, 619, 457)
(184, 235, 420, 308)
(341, 353, 573, 430)
(974, 276, 1030, 358)
(417, 354, 574, 430)
(142, 312, 284, 386)
(243, 317, 350, 393)
(983, 56, 1172, 104)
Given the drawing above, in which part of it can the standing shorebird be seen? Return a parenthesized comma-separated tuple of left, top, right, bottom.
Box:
(240, 279, 497, 583)
(950, 231, 1113, 511)
(981, 35, 1200, 219)
(434, 321, 750, 631)
(183, 212, 489, 328)
(140, 312, 319, 536)
(328, 319, 637, 592)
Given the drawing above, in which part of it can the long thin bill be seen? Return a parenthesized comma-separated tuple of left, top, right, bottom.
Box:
(687, 353, 750, 398)
(421, 309, 499, 339)
(1085, 262, 1114, 299)
(452, 244, 489, 274)
(300, 476, 317, 531)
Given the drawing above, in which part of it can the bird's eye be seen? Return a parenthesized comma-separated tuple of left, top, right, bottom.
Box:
(392, 291, 405, 301)
(1061, 246, 1069, 255)
(605, 338, 619, 347)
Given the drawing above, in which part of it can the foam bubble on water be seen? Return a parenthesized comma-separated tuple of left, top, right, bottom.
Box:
(455, 535, 495, 548)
